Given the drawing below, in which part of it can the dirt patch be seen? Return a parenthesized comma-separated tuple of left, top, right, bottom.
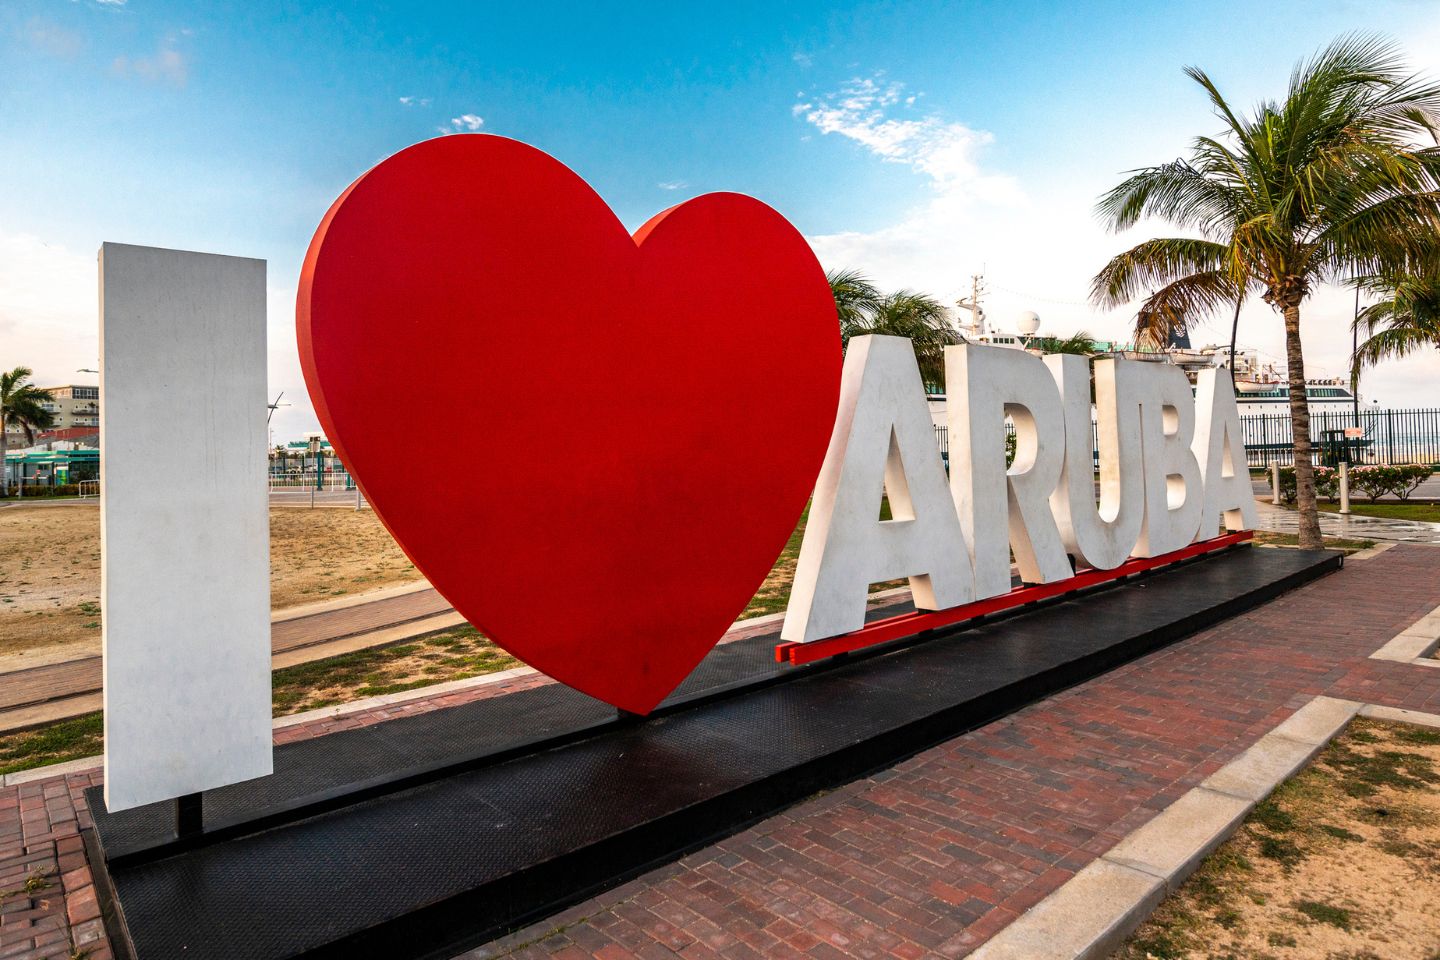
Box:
(0, 503, 420, 661)
(270, 625, 518, 716)
(1253, 531, 1377, 554)
(0, 626, 521, 775)
(1114, 717, 1440, 960)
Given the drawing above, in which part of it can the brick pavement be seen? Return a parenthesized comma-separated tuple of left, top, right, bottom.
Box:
(3, 544, 1440, 960)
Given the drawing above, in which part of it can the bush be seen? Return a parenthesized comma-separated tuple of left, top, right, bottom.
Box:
(1350, 463, 1433, 502)
(1276, 465, 1339, 504)
(2, 484, 82, 498)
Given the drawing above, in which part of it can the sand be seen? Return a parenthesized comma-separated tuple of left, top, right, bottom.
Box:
(1116, 717, 1440, 960)
(0, 503, 422, 663)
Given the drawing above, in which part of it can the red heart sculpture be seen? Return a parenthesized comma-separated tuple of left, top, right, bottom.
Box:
(298, 135, 840, 714)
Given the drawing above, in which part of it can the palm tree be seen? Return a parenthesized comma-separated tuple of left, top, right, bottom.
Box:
(1351, 269, 1440, 381)
(1029, 331, 1100, 356)
(0, 367, 56, 497)
(827, 268, 884, 341)
(828, 270, 962, 386)
(1090, 35, 1440, 548)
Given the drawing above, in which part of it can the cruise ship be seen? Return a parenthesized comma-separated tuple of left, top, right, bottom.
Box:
(930, 278, 1359, 425)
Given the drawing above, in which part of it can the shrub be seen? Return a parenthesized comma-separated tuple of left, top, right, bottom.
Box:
(1350, 464, 1433, 502)
(1276, 465, 1339, 504)
(6, 484, 81, 498)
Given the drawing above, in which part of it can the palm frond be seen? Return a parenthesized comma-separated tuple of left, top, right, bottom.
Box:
(1090, 237, 1232, 308)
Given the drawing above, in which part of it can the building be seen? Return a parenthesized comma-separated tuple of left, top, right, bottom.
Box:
(3, 384, 100, 446)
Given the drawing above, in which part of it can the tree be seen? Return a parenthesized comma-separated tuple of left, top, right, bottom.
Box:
(827, 268, 883, 341)
(1351, 269, 1440, 382)
(0, 367, 56, 497)
(827, 269, 962, 386)
(1029, 331, 1100, 356)
(1090, 35, 1440, 548)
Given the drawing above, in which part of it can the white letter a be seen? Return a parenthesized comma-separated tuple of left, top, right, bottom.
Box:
(782, 336, 975, 644)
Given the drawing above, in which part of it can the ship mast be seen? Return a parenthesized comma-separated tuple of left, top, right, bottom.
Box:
(956, 273, 988, 339)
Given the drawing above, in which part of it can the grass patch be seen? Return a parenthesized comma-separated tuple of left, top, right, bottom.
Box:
(1293, 898, 1353, 930)
(0, 713, 103, 776)
(1252, 531, 1376, 554)
(1314, 501, 1440, 523)
(1115, 717, 1440, 958)
(0, 626, 522, 776)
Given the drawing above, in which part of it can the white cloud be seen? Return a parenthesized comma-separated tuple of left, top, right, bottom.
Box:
(438, 113, 484, 134)
(657, 180, 687, 191)
(93, 0, 128, 6)
(795, 74, 1041, 315)
(795, 75, 994, 191)
(0, 232, 98, 388)
(23, 17, 83, 59)
(794, 70, 1440, 406)
(792, 51, 813, 69)
(0, 230, 325, 444)
(112, 37, 188, 87)
(398, 96, 431, 107)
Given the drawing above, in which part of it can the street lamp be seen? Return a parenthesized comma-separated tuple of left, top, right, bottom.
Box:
(306, 435, 326, 507)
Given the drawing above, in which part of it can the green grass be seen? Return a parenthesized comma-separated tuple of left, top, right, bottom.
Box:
(1117, 718, 1440, 958)
(1253, 531, 1376, 554)
(1314, 501, 1440, 523)
(1294, 898, 1354, 930)
(0, 712, 103, 776)
(0, 626, 521, 776)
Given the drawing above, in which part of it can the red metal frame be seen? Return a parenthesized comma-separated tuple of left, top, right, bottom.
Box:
(774, 530, 1254, 666)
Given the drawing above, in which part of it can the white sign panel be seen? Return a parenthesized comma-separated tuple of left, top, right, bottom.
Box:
(101, 242, 273, 811)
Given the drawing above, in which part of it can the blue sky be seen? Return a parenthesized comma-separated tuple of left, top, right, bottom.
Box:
(4, 0, 1440, 440)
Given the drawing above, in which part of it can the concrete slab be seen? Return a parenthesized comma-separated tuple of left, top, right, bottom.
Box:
(1101, 787, 1252, 887)
(1409, 609, 1440, 637)
(1371, 631, 1440, 664)
(1359, 704, 1440, 728)
(1267, 696, 1362, 746)
(970, 860, 1164, 960)
(1200, 734, 1322, 802)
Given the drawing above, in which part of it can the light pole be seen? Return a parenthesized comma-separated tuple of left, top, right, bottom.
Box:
(307, 435, 323, 507)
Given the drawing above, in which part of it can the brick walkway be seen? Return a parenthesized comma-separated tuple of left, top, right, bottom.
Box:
(5, 544, 1440, 960)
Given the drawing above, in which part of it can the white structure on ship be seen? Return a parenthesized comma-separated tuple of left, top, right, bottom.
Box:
(927, 277, 1358, 430)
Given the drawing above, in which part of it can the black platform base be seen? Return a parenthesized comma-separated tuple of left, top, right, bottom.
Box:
(89, 544, 1340, 960)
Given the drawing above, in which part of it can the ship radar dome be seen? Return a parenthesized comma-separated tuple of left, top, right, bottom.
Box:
(1017, 311, 1041, 336)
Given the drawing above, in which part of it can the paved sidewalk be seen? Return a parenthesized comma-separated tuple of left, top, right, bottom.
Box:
(1254, 499, 1440, 543)
(6, 544, 1440, 959)
(0, 582, 456, 733)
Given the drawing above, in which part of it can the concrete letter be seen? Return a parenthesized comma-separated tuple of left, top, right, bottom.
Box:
(1045, 355, 1145, 569)
(947, 344, 1070, 599)
(101, 243, 272, 811)
(1193, 368, 1259, 537)
(1118, 362, 1204, 556)
(782, 336, 974, 644)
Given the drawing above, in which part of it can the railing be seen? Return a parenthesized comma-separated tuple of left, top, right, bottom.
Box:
(78, 480, 99, 499)
(933, 407, 1440, 469)
(1236, 408, 1440, 467)
(268, 470, 356, 491)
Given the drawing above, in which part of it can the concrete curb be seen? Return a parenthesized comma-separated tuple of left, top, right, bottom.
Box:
(1369, 601, 1440, 668)
(971, 695, 1363, 960)
(270, 578, 435, 623)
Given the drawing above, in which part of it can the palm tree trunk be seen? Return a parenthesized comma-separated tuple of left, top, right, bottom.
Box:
(1284, 304, 1323, 548)
(0, 412, 8, 499)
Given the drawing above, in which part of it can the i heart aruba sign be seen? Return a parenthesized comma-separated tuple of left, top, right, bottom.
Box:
(298, 135, 843, 715)
(298, 134, 1258, 718)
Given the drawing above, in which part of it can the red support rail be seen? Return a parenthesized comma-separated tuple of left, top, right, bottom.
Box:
(774, 530, 1254, 666)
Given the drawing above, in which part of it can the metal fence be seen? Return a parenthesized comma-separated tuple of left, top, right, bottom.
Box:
(1236, 408, 1440, 467)
(933, 407, 1440, 469)
(268, 468, 357, 491)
